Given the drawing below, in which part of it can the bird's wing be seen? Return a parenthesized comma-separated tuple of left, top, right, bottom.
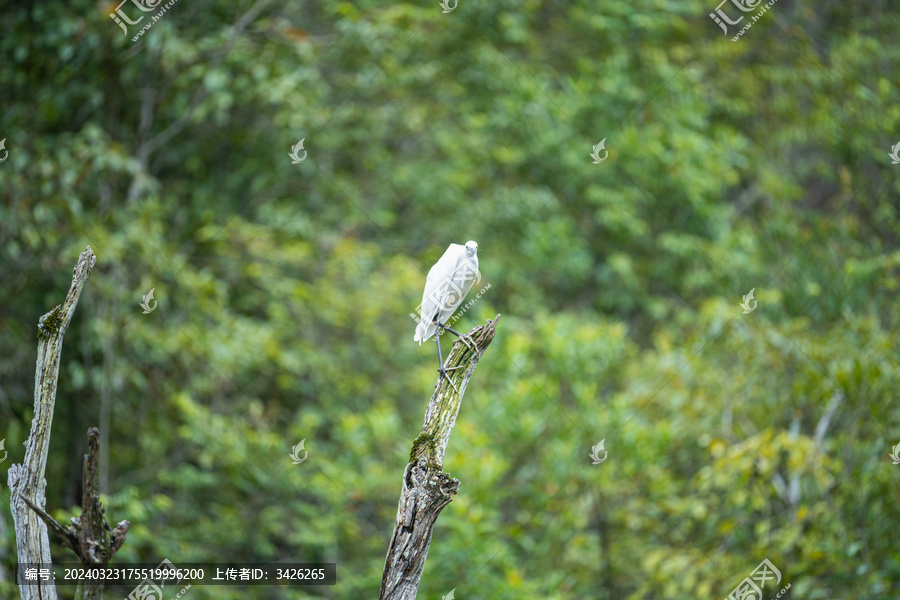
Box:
(414, 313, 435, 344)
(414, 244, 464, 344)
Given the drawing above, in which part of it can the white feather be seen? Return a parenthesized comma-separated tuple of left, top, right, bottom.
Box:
(414, 241, 479, 344)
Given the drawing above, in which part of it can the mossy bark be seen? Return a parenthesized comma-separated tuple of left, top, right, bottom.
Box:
(8, 247, 96, 600)
(380, 316, 499, 600)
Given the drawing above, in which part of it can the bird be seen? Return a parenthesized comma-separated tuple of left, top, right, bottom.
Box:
(414, 241, 480, 392)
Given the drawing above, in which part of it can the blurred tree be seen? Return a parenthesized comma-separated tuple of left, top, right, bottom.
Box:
(1, 0, 898, 598)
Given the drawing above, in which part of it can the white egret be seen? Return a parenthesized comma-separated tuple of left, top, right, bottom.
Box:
(414, 241, 480, 392)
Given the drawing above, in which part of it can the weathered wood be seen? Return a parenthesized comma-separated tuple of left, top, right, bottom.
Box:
(22, 427, 130, 600)
(379, 315, 499, 600)
(8, 246, 96, 600)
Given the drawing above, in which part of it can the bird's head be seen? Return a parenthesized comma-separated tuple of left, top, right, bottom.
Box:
(465, 240, 478, 256)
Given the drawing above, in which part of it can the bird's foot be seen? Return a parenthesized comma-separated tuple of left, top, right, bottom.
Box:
(456, 333, 479, 355)
(438, 366, 461, 394)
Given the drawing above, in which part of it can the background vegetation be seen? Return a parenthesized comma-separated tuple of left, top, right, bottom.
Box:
(1, 0, 899, 598)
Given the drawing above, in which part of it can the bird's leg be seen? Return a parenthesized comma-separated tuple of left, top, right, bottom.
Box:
(436, 322, 479, 355)
(434, 333, 460, 394)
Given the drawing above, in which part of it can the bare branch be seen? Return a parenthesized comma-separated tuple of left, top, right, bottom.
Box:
(8, 245, 96, 600)
(379, 315, 500, 600)
(20, 428, 131, 600)
(19, 495, 76, 553)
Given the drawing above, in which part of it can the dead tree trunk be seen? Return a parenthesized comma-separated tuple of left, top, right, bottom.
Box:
(7, 246, 95, 600)
(379, 315, 500, 600)
(21, 427, 129, 600)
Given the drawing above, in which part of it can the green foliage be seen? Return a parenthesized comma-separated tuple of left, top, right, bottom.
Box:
(1, 0, 899, 598)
